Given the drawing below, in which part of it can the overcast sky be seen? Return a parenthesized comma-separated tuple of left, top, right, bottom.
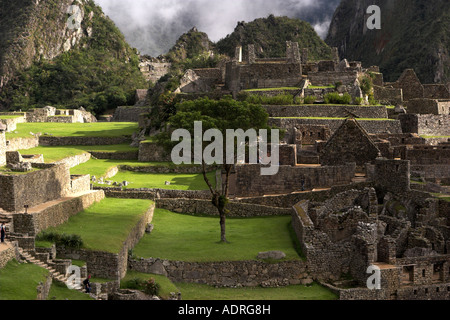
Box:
(94, 0, 340, 56)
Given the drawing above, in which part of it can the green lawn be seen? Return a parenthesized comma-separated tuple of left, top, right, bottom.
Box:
(0, 115, 23, 119)
(19, 145, 138, 163)
(0, 259, 49, 300)
(47, 281, 94, 300)
(133, 209, 300, 262)
(70, 159, 162, 177)
(111, 170, 216, 190)
(176, 282, 338, 300)
(6, 122, 138, 139)
(38, 198, 154, 253)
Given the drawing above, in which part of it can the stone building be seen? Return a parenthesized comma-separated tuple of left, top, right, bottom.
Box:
(225, 42, 303, 94)
(320, 119, 380, 167)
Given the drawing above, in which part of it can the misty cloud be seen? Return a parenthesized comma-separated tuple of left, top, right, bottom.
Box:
(94, 0, 340, 57)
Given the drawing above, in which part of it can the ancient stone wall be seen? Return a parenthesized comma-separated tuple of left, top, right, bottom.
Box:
(89, 151, 139, 161)
(0, 244, 17, 269)
(236, 182, 373, 208)
(320, 119, 380, 166)
(264, 105, 388, 119)
(0, 163, 71, 212)
(370, 159, 411, 194)
(54, 152, 91, 168)
(56, 202, 154, 279)
(39, 136, 131, 146)
(128, 258, 309, 288)
(0, 116, 26, 132)
(373, 85, 403, 105)
(138, 142, 171, 162)
(156, 198, 292, 217)
(269, 118, 402, 135)
(98, 189, 211, 201)
(0, 130, 6, 166)
(5, 136, 39, 151)
(393, 69, 424, 101)
(47, 116, 74, 123)
(233, 163, 356, 197)
(70, 175, 91, 194)
(112, 106, 152, 122)
(308, 71, 360, 86)
(406, 99, 450, 115)
(423, 84, 450, 99)
(399, 114, 450, 136)
(13, 190, 105, 236)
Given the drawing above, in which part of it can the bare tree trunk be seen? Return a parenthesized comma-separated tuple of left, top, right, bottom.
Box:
(202, 162, 231, 243)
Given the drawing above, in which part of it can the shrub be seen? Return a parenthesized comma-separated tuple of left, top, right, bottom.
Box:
(36, 231, 83, 249)
(143, 278, 161, 296)
(324, 92, 352, 105)
(303, 96, 316, 104)
(124, 277, 160, 296)
(354, 97, 364, 105)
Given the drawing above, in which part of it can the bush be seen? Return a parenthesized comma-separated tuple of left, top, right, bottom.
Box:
(143, 278, 161, 296)
(354, 97, 364, 105)
(124, 277, 160, 296)
(324, 92, 352, 104)
(36, 231, 83, 249)
(303, 96, 317, 104)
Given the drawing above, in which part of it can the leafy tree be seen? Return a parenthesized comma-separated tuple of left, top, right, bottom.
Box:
(156, 97, 272, 243)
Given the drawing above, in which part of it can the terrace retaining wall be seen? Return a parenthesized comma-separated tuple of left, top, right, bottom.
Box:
(12, 190, 105, 236)
(156, 199, 292, 217)
(128, 258, 310, 288)
(39, 136, 131, 146)
(56, 202, 155, 279)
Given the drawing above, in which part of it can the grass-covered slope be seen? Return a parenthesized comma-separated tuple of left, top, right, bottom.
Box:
(0, 0, 147, 115)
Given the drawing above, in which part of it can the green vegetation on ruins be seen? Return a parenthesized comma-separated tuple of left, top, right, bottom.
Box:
(0, 0, 147, 115)
(216, 15, 333, 61)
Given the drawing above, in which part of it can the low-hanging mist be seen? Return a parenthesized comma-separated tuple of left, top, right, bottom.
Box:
(94, 0, 340, 57)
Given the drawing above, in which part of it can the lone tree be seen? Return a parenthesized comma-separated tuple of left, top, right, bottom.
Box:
(156, 96, 273, 243)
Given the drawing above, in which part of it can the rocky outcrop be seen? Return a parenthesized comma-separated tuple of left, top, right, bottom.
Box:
(0, 0, 96, 89)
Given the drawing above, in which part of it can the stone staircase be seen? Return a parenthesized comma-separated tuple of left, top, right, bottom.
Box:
(18, 248, 88, 295)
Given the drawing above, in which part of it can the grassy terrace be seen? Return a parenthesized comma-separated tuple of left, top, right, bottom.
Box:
(133, 209, 301, 262)
(0, 260, 49, 300)
(38, 198, 153, 253)
(19, 145, 138, 163)
(110, 170, 216, 190)
(0, 115, 23, 119)
(120, 270, 337, 300)
(5, 122, 138, 139)
(177, 282, 337, 300)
